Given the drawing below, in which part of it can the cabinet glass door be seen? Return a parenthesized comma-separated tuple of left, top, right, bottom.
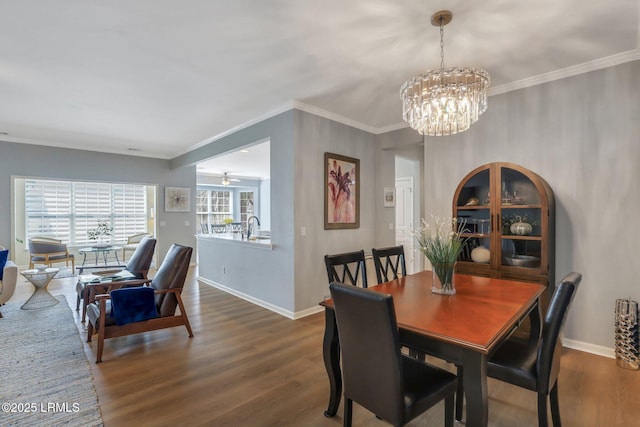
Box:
(454, 168, 491, 264)
(500, 167, 542, 270)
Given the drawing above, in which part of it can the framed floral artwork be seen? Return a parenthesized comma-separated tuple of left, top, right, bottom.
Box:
(165, 186, 191, 212)
(324, 152, 359, 229)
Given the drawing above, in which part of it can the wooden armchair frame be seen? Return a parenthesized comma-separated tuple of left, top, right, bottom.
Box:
(28, 237, 75, 270)
(85, 243, 193, 363)
(89, 286, 192, 363)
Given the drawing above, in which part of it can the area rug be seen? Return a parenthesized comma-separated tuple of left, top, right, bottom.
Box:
(0, 295, 103, 426)
(54, 267, 77, 279)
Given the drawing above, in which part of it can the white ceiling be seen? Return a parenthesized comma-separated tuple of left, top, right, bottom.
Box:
(1, 1, 639, 159)
(196, 140, 270, 180)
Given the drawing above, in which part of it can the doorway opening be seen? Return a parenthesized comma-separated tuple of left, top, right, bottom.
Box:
(394, 156, 421, 274)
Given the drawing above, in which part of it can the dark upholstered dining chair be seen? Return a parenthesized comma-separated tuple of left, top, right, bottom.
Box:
(371, 245, 407, 284)
(324, 250, 368, 288)
(329, 282, 457, 427)
(486, 272, 582, 427)
(372, 244, 464, 414)
(76, 237, 156, 322)
(86, 243, 193, 363)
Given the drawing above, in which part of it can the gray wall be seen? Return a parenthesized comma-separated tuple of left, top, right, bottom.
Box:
(293, 110, 378, 311)
(176, 111, 296, 311)
(422, 60, 640, 352)
(0, 141, 196, 262)
(186, 109, 381, 313)
(375, 128, 424, 250)
(260, 178, 271, 231)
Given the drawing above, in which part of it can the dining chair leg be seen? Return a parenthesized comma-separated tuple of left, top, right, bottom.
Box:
(550, 383, 562, 427)
(343, 398, 352, 427)
(455, 365, 464, 421)
(537, 392, 549, 427)
(445, 393, 455, 427)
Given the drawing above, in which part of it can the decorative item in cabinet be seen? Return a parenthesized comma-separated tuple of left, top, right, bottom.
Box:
(452, 162, 555, 296)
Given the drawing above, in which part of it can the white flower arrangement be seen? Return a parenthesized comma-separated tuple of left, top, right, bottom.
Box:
(87, 220, 113, 241)
(414, 216, 468, 265)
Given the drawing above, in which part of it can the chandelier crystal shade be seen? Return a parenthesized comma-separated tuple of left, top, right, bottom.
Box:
(400, 11, 490, 136)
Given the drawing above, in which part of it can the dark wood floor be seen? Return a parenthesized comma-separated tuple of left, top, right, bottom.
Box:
(11, 267, 640, 426)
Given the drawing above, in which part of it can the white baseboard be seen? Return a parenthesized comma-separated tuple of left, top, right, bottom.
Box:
(564, 338, 615, 359)
(198, 276, 323, 320)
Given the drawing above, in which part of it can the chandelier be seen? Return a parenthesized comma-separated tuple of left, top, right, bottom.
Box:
(221, 173, 230, 186)
(400, 10, 490, 136)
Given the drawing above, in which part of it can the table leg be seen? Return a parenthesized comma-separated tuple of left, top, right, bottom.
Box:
(528, 301, 542, 345)
(114, 250, 120, 264)
(462, 350, 488, 427)
(81, 252, 88, 266)
(322, 308, 341, 417)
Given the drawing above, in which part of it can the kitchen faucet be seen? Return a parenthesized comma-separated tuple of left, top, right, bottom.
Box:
(247, 216, 260, 240)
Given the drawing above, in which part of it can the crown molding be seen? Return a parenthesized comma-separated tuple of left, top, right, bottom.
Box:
(291, 101, 380, 134)
(0, 134, 169, 159)
(179, 102, 296, 156)
(488, 49, 640, 96)
(182, 50, 640, 155)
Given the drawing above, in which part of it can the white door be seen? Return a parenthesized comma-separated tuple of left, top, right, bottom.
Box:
(395, 177, 415, 274)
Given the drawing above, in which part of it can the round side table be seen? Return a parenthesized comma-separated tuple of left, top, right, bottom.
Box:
(20, 268, 60, 310)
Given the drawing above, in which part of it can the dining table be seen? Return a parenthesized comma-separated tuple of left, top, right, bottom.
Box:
(319, 270, 545, 427)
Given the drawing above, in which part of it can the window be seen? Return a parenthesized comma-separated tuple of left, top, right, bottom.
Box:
(239, 191, 255, 229)
(196, 189, 232, 233)
(25, 179, 150, 245)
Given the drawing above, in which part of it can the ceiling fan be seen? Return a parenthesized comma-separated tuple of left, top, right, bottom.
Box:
(221, 172, 241, 186)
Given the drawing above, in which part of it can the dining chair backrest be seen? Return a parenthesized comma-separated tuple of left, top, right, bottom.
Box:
(211, 224, 227, 233)
(324, 250, 368, 288)
(537, 272, 582, 393)
(329, 282, 404, 422)
(371, 245, 406, 284)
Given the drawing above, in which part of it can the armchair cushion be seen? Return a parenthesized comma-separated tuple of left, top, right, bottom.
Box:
(0, 249, 8, 280)
(110, 286, 158, 326)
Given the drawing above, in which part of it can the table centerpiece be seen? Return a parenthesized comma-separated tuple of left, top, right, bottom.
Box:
(415, 216, 468, 295)
(88, 220, 113, 248)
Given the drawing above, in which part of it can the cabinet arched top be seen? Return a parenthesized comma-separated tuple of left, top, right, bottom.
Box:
(453, 162, 554, 210)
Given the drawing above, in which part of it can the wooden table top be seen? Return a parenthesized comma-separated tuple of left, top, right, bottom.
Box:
(321, 270, 545, 354)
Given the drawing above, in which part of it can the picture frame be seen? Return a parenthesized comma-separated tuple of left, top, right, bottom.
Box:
(165, 186, 191, 212)
(383, 187, 395, 208)
(324, 152, 359, 229)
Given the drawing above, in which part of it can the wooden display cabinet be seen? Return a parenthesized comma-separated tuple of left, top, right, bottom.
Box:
(453, 162, 556, 306)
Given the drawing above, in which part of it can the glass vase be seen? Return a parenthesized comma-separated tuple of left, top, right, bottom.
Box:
(431, 261, 456, 295)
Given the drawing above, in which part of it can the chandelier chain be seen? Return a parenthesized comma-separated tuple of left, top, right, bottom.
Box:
(439, 18, 445, 69)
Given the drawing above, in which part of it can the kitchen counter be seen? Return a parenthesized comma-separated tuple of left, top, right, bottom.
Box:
(196, 233, 273, 249)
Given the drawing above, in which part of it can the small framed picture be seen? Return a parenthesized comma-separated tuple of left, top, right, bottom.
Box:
(165, 186, 191, 212)
(383, 187, 395, 207)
